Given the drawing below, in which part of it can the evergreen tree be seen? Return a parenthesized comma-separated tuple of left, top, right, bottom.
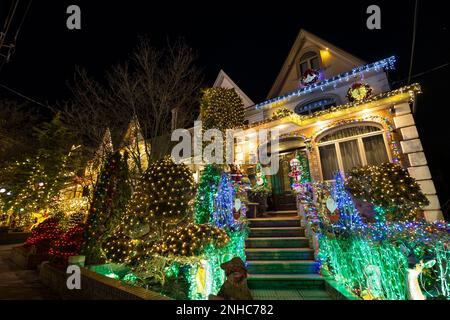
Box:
(212, 173, 236, 231)
(104, 157, 195, 264)
(194, 165, 221, 224)
(82, 151, 131, 265)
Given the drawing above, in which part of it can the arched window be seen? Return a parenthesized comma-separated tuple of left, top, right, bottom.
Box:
(317, 124, 390, 180)
(295, 97, 337, 115)
(299, 51, 321, 76)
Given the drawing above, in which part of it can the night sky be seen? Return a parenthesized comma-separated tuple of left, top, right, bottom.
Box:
(1, 0, 449, 216)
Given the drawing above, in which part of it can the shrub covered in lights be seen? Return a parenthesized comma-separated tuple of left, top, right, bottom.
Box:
(151, 223, 229, 257)
(301, 169, 450, 300)
(103, 157, 195, 264)
(25, 217, 63, 254)
(346, 163, 429, 221)
(200, 87, 245, 132)
(49, 223, 85, 267)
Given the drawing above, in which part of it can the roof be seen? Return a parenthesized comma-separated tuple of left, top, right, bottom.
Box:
(267, 29, 367, 99)
(213, 69, 254, 108)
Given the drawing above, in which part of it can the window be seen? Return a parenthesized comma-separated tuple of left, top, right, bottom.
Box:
(319, 144, 340, 181)
(299, 51, 321, 75)
(318, 124, 390, 180)
(295, 98, 337, 115)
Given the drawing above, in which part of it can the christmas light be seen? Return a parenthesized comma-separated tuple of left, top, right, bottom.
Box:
(254, 56, 397, 110)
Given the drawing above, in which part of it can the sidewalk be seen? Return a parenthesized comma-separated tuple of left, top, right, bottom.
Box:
(0, 244, 59, 299)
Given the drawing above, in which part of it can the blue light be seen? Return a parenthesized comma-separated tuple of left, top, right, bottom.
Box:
(254, 56, 397, 110)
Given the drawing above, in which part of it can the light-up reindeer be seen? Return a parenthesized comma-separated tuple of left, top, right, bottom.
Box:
(407, 260, 436, 300)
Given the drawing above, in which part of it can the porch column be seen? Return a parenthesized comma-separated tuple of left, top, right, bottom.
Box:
(393, 103, 443, 222)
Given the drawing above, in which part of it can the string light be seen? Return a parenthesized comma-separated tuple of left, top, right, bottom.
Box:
(200, 87, 245, 132)
(254, 56, 397, 110)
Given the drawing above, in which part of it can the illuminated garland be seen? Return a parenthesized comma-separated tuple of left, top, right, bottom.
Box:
(241, 83, 421, 132)
(272, 107, 294, 118)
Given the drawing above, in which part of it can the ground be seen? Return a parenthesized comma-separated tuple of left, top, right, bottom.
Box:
(0, 244, 59, 299)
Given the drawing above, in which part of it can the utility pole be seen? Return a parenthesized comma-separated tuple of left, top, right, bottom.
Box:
(0, 0, 32, 72)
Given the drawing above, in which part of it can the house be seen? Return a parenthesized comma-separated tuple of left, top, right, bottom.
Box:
(214, 29, 442, 222)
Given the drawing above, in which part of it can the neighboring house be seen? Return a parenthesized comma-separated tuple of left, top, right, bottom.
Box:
(212, 29, 442, 222)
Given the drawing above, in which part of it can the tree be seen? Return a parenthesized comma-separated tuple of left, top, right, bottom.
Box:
(0, 99, 40, 165)
(81, 151, 131, 265)
(104, 157, 195, 264)
(212, 173, 237, 231)
(0, 115, 80, 229)
(200, 87, 245, 132)
(58, 38, 203, 170)
(194, 165, 221, 224)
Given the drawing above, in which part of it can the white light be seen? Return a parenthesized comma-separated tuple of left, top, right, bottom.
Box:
(38, 182, 44, 187)
(6, 192, 11, 196)
(0, 188, 5, 193)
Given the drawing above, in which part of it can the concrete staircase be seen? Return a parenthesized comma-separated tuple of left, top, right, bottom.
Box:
(246, 211, 326, 292)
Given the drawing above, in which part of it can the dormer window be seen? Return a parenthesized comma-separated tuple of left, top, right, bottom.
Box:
(299, 51, 321, 76)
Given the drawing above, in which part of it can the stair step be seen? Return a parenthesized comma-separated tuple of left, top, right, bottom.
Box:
(264, 210, 297, 215)
(246, 237, 309, 248)
(247, 260, 319, 274)
(249, 217, 300, 228)
(246, 248, 314, 260)
(248, 274, 325, 289)
(250, 227, 305, 238)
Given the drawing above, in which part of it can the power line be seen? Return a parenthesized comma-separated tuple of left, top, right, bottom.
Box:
(0, 0, 20, 49)
(392, 63, 449, 86)
(408, 0, 419, 84)
(0, 82, 49, 108)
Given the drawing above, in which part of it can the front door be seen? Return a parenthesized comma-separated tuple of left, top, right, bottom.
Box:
(270, 151, 302, 211)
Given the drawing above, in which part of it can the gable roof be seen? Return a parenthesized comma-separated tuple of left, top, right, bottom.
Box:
(213, 70, 254, 108)
(267, 29, 366, 99)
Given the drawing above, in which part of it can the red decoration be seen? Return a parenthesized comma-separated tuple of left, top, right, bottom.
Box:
(25, 218, 63, 254)
(301, 69, 319, 86)
(49, 223, 85, 266)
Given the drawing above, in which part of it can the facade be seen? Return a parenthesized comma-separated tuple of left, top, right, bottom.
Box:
(215, 29, 442, 222)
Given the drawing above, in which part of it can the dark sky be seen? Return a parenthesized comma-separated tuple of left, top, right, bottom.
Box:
(1, 0, 450, 216)
(0, 0, 448, 103)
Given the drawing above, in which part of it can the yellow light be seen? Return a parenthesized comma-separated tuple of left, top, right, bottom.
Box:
(320, 49, 331, 66)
